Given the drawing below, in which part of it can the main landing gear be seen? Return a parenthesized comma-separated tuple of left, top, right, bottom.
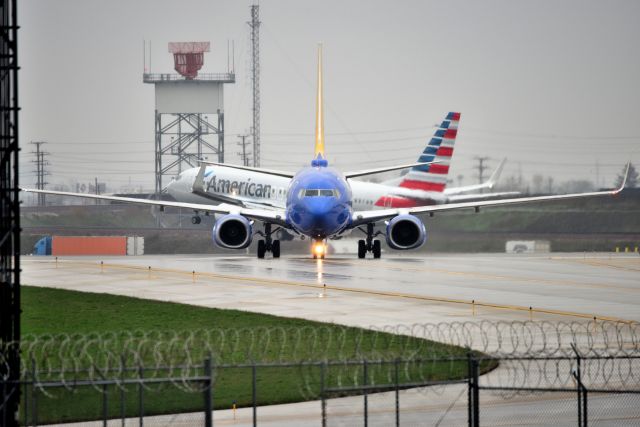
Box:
(257, 223, 281, 259)
(358, 223, 382, 259)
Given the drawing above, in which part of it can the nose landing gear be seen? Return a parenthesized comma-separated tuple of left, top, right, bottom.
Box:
(257, 223, 281, 259)
(357, 223, 382, 259)
(312, 240, 326, 259)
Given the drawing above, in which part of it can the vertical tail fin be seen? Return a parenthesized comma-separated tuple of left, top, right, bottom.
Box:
(313, 44, 326, 165)
(396, 112, 460, 192)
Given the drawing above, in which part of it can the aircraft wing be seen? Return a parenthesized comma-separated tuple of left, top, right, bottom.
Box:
(443, 158, 507, 195)
(21, 188, 289, 227)
(200, 161, 296, 178)
(344, 161, 440, 179)
(446, 191, 520, 202)
(349, 163, 629, 227)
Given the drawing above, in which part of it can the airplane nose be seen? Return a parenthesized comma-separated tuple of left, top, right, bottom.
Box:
(306, 198, 333, 216)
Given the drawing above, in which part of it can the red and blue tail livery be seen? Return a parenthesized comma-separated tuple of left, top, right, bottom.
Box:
(398, 112, 460, 193)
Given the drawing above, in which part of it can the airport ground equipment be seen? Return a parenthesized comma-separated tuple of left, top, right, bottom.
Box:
(32, 236, 144, 256)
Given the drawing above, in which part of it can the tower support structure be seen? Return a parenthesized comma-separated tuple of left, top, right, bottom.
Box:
(249, 5, 261, 167)
(0, 0, 21, 425)
(144, 42, 234, 195)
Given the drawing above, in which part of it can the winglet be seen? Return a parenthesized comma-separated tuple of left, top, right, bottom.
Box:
(314, 43, 325, 161)
(486, 158, 507, 189)
(192, 164, 208, 194)
(613, 162, 630, 194)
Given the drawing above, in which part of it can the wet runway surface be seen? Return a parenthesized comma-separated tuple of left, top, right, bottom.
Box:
(22, 252, 640, 325)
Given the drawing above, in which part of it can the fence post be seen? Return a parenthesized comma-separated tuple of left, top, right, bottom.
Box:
(252, 363, 257, 427)
(23, 364, 29, 427)
(472, 357, 479, 427)
(204, 357, 213, 427)
(32, 358, 38, 427)
(467, 352, 472, 427)
(138, 364, 144, 427)
(394, 358, 400, 427)
(2, 380, 6, 427)
(320, 362, 327, 427)
(571, 343, 582, 427)
(120, 354, 126, 427)
(102, 383, 108, 427)
(363, 359, 368, 427)
(582, 386, 588, 427)
(467, 352, 479, 427)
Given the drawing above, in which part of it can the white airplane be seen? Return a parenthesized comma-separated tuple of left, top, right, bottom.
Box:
(166, 112, 514, 224)
(24, 45, 629, 259)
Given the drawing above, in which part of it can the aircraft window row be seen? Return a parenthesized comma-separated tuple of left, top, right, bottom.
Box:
(301, 189, 340, 197)
(354, 198, 374, 205)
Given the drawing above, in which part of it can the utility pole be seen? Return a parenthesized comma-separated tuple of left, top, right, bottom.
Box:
(248, 4, 261, 167)
(473, 156, 490, 191)
(237, 134, 251, 166)
(30, 141, 49, 206)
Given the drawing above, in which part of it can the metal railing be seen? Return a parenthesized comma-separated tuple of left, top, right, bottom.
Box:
(143, 72, 236, 83)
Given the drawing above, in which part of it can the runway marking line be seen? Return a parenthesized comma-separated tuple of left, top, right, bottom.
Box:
(550, 257, 640, 273)
(26, 259, 638, 325)
(319, 258, 640, 294)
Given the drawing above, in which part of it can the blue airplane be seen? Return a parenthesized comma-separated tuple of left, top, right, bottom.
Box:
(24, 45, 629, 259)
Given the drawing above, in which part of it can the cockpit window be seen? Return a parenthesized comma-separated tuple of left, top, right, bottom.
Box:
(302, 189, 339, 197)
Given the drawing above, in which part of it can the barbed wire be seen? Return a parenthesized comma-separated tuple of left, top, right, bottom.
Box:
(0, 320, 638, 396)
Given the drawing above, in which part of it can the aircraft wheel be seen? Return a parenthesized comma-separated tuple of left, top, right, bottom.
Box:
(272, 240, 281, 258)
(257, 240, 266, 259)
(358, 240, 366, 259)
(191, 216, 201, 225)
(372, 240, 381, 259)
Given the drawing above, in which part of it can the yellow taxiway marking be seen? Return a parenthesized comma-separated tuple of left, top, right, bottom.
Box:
(550, 257, 640, 273)
(319, 257, 640, 294)
(24, 259, 637, 325)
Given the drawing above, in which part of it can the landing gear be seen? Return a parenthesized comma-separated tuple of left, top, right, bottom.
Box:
(358, 240, 366, 259)
(191, 215, 201, 224)
(257, 240, 266, 259)
(357, 223, 382, 259)
(312, 240, 326, 259)
(372, 240, 381, 259)
(257, 223, 281, 259)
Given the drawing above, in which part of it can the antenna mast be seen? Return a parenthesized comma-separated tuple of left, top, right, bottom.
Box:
(249, 4, 261, 167)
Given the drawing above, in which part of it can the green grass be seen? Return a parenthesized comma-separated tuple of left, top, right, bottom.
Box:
(19, 286, 494, 423)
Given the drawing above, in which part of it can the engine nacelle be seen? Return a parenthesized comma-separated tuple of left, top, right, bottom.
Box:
(385, 214, 427, 250)
(212, 214, 253, 249)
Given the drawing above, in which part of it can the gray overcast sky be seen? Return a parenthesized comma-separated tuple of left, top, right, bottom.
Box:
(18, 0, 640, 192)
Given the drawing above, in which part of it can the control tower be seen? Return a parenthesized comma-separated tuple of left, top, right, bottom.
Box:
(144, 42, 235, 194)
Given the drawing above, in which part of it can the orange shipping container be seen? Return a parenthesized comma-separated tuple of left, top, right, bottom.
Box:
(52, 236, 127, 256)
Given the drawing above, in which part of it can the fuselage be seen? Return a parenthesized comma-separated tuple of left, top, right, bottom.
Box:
(285, 166, 352, 238)
(166, 165, 448, 211)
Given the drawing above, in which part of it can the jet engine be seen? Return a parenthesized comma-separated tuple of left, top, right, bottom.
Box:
(385, 214, 427, 250)
(212, 214, 253, 249)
